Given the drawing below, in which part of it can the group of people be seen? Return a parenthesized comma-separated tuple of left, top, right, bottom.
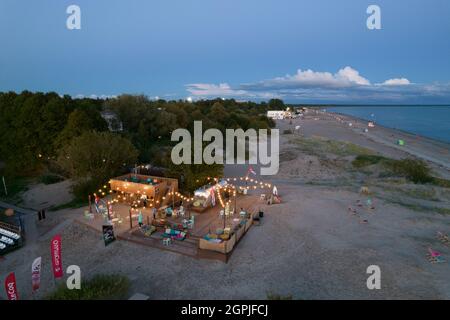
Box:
(137, 206, 158, 227)
(137, 205, 185, 227)
(140, 194, 154, 208)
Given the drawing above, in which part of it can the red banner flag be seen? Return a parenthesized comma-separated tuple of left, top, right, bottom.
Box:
(51, 234, 63, 279)
(5, 272, 19, 300)
(32, 257, 42, 292)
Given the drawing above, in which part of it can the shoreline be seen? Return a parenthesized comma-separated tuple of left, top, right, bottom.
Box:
(326, 110, 450, 147)
(280, 111, 450, 177)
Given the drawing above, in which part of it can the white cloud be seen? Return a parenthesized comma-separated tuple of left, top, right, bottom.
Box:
(242, 66, 370, 90)
(185, 66, 450, 103)
(186, 83, 258, 98)
(382, 78, 411, 86)
(336, 66, 371, 86)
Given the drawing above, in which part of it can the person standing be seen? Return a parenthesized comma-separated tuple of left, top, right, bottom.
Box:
(138, 210, 143, 227)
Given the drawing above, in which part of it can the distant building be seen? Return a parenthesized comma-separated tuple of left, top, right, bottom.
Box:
(267, 110, 285, 119)
(267, 110, 293, 120)
(267, 110, 292, 120)
(101, 110, 123, 132)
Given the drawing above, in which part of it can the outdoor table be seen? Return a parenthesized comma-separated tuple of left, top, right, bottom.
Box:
(163, 238, 172, 246)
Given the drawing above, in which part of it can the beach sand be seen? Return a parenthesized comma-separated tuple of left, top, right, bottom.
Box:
(1, 111, 449, 300)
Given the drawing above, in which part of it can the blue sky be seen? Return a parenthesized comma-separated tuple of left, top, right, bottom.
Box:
(1, 0, 450, 103)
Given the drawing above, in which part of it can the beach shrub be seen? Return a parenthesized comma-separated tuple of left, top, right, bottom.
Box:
(352, 155, 386, 168)
(432, 177, 450, 188)
(292, 136, 373, 157)
(57, 131, 137, 185)
(46, 274, 130, 300)
(436, 207, 450, 215)
(72, 178, 106, 202)
(389, 159, 433, 184)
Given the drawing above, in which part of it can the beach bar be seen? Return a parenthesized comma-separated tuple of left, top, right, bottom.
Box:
(109, 174, 178, 201)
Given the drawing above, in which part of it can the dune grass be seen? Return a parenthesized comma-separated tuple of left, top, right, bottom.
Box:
(291, 136, 373, 157)
(46, 274, 130, 300)
(353, 155, 450, 187)
(352, 155, 387, 168)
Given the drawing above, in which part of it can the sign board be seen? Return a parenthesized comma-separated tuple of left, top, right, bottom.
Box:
(102, 225, 116, 246)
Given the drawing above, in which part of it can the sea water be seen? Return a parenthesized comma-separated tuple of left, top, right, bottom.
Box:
(327, 106, 450, 144)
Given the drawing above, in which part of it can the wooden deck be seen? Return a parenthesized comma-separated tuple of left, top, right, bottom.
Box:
(75, 194, 265, 262)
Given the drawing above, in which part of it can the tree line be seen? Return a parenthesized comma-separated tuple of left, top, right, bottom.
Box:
(0, 91, 281, 197)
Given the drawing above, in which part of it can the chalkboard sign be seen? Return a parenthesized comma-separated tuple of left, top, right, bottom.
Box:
(102, 225, 116, 246)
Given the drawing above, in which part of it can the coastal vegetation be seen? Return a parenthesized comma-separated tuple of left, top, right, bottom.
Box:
(285, 133, 450, 216)
(46, 274, 130, 300)
(290, 136, 373, 158)
(352, 155, 449, 186)
(351, 155, 450, 215)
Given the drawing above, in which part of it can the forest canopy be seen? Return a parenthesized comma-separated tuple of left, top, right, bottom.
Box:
(0, 91, 280, 193)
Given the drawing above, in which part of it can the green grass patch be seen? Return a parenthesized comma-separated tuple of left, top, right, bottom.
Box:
(352, 155, 387, 168)
(400, 188, 440, 202)
(383, 197, 450, 215)
(46, 274, 130, 300)
(292, 136, 373, 157)
(432, 177, 450, 188)
(355, 156, 448, 187)
(435, 207, 450, 215)
(387, 159, 433, 184)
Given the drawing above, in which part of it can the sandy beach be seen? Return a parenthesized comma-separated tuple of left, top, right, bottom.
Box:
(1, 111, 449, 300)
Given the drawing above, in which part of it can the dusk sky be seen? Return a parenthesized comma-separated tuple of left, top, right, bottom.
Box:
(1, 0, 450, 103)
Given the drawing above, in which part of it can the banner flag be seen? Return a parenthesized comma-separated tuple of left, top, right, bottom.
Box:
(5, 272, 18, 300)
(51, 234, 63, 279)
(32, 257, 42, 291)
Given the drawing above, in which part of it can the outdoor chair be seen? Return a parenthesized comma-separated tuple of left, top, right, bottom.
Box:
(84, 210, 94, 220)
(162, 228, 186, 241)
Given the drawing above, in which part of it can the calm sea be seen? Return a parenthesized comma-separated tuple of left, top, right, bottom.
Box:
(327, 106, 450, 144)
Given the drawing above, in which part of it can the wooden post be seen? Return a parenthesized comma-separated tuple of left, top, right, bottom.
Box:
(172, 187, 175, 209)
(223, 207, 226, 229)
(234, 186, 237, 216)
(88, 194, 92, 213)
(106, 202, 111, 220)
(188, 192, 191, 219)
(129, 209, 132, 229)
